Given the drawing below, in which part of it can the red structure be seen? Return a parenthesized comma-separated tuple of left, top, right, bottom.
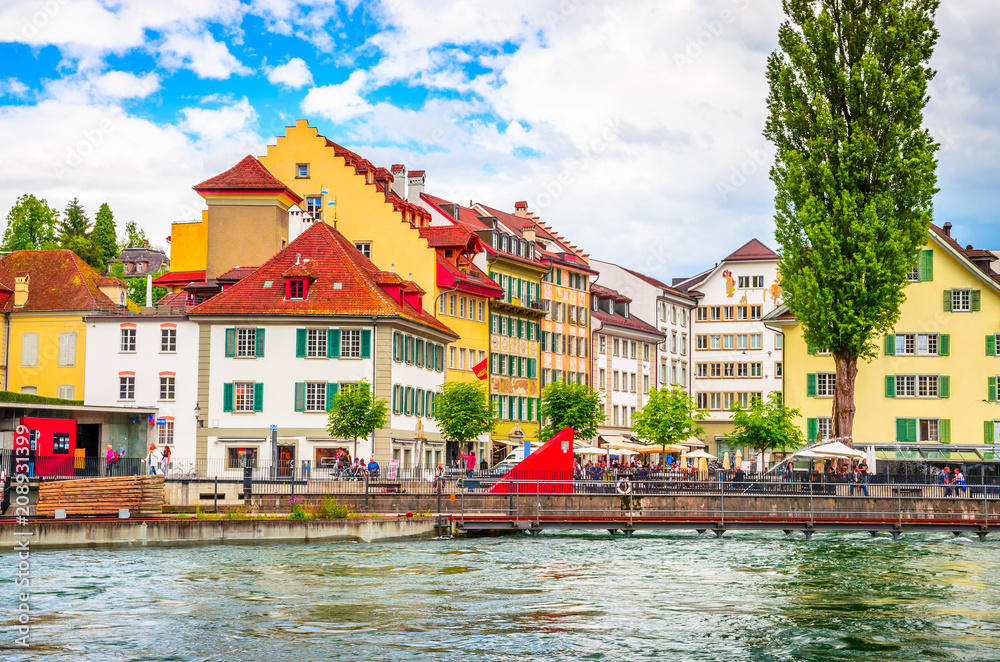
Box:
(20, 417, 77, 477)
(488, 428, 574, 494)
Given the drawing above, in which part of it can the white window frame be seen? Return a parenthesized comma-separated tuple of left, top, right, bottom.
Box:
(161, 328, 177, 353)
(816, 372, 836, 397)
(119, 376, 135, 400)
(236, 328, 256, 357)
(159, 376, 175, 401)
(306, 328, 327, 358)
(952, 288, 971, 312)
(341, 329, 362, 358)
(158, 421, 174, 446)
(234, 382, 255, 412)
(305, 382, 327, 412)
(121, 328, 136, 353)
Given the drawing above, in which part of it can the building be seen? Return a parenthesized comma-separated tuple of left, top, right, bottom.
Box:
(83, 311, 199, 458)
(590, 284, 661, 439)
(111, 245, 169, 277)
(0, 250, 129, 400)
(187, 221, 458, 471)
(674, 239, 783, 453)
(591, 260, 696, 391)
(767, 222, 1000, 450)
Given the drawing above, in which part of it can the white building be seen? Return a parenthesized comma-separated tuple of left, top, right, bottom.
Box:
(590, 260, 696, 391)
(673, 238, 784, 451)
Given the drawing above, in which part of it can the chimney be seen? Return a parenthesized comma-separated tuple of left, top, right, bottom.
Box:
(407, 170, 425, 203)
(13, 272, 28, 308)
(943, 222, 952, 237)
(522, 221, 536, 244)
(390, 164, 406, 199)
(514, 200, 529, 218)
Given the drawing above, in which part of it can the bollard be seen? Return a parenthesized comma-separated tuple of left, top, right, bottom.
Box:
(214, 475, 218, 514)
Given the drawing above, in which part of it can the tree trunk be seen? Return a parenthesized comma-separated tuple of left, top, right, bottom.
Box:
(832, 352, 858, 448)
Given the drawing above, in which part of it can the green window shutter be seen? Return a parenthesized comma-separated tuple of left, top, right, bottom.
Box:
(943, 290, 952, 312)
(906, 418, 917, 443)
(972, 289, 982, 312)
(296, 329, 307, 358)
(225, 328, 236, 357)
(885, 375, 896, 398)
(990, 376, 997, 403)
(938, 334, 950, 356)
(416, 389, 423, 417)
(527, 398, 534, 421)
(807, 418, 817, 442)
(253, 382, 263, 412)
(988, 335, 997, 357)
(328, 328, 340, 358)
(392, 386, 399, 414)
(326, 382, 339, 411)
(940, 419, 951, 444)
(895, 418, 907, 442)
(254, 328, 265, 357)
(294, 383, 306, 411)
(528, 358, 537, 379)
(919, 249, 933, 281)
(986, 420, 995, 444)
(807, 346, 817, 355)
(406, 336, 414, 363)
(806, 373, 817, 397)
(939, 376, 950, 398)
(223, 382, 234, 412)
(392, 332, 399, 361)
(884, 335, 895, 356)
(360, 329, 372, 359)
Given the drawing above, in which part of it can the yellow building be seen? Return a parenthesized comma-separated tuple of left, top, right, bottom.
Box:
(0, 250, 127, 399)
(767, 222, 1000, 449)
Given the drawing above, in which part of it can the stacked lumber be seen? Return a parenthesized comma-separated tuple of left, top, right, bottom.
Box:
(36, 476, 164, 517)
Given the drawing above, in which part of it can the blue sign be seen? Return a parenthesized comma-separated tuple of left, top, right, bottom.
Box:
(156, 418, 166, 426)
(269, 425, 278, 431)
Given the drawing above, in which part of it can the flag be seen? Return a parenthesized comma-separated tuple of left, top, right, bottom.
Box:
(472, 356, 488, 380)
(326, 199, 336, 206)
(321, 188, 329, 195)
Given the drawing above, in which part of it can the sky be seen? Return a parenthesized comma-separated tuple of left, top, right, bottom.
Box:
(0, 0, 997, 281)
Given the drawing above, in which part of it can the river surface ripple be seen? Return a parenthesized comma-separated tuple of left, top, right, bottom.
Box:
(3, 530, 1000, 661)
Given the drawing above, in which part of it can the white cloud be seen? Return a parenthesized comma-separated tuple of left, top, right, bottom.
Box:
(180, 98, 259, 142)
(301, 70, 372, 122)
(158, 30, 252, 79)
(93, 71, 160, 99)
(1, 78, 30, 99)
(267, 57, 313, 88)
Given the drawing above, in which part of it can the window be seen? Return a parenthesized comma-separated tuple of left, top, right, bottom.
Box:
(753, 276, 764, 288)
(895, 375, 916, 397)
(449, 294, 456, 316)
(920, 419, 940, 442)
(306, 382, 327, 412)
(158, 421, 174, 446)
(236, 328, 256, 357)
(306, 329, 327, 357)
(613, 371, 620, 391)
(710, 363, 721, 377)
(355, 242, 371, 258)
(20, 386, 37, 395)
(736, 334, 747, 350)
(227, 447, 258, 469)
(775, 334, 783, 350)
(121, 328, 136, 352)
(710, 306, 721, 321)
(459, 297, 466, 318)
(906, 264, 920, 282)
(710, 335, 721, 350)
(738, 276, 750, 288)
(643, 375, 649, 392)
(775, 362, 783, 377)
(723, 335, 734, 350)
(710, 392, 722, 410)
(631, 341, 637, 359)
(723, 363, 735, 378)
(952, 289, 972, 312)
(697, 363, 708, 378)
(736, 363, 748, 378)
(341, 329, 362, 358)
(119, 376, 135, 400)
(736, 306, 748, 321)
(750, 306, 762, 320)
(750, 334, 762, 350)
(52, 432, 70, 454)
(296, 163, 309, 178)
(643, 343, 650, 361)
(234, 382, 256, 411)
(159, 376, 175, 401)
(306, 196, 322, 221)
(630, 373, 636, 393)
(896, 333, 916, 355)
(816, 372, 835, 397)
(918, 334, 938, 356)
(58, 332, 76, 366)
(57, 385, 74, 399)
(288, 279, 305, 299)
(478, 300, 485, 322)
(918, 375, 939, 398)
(21, 332, 39, 366)
(613, 339, 620, 356)
(696, 335, 708, 350)
(817, 417, 832, 440)
(723, 306, 735, 321)
(161, 328, 177, 352)
(696, 392, 708, 409)
(696, 307, 708, 322)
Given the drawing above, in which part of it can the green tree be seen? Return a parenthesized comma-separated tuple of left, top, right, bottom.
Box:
(764, 0, 940, 443)
(539, 380, 604, 441)
(728, 393, 805, 456)
(108, 262, 168, 306)
(60, 197, 91, 239)
(2, 194, 59, 251)
(92, 202, 118, 267)
(631, 385, 706, 455)
(62, 235, 104, 270)
(434, 381, 497, 450)
(326, 380, 388, 452)
(120, 220, 148, 250)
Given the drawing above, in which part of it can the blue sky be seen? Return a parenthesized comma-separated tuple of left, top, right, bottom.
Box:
(1, 0, 998, 279)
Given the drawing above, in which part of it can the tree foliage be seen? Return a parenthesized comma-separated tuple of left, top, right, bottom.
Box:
(764, 0, 940, 441)
(631, 385, 706, 454)
(108, 262, 168, 305)
(728, 393, 805, 455)
(121, 220, 148, 250)
(2, 194, 59, 251)
(326, 380, 388, 446)
(539, 380, 604, 441)
(60, 197, 91, 239)
(434, 381, 497, 447)
(92, 202, 118, 267)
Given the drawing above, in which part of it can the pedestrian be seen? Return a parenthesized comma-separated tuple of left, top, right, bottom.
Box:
(940, 467, 952, 497)
(850, 464, 868, 496)
(460, 449, 476, 477)
(954, 469, 966, 497)
(160, 446, 171, 477)
(105, 444, 119, 475)
(144, 443, 161, 476)
(0, 469, 10, 515)
(367, 457, 379, 479)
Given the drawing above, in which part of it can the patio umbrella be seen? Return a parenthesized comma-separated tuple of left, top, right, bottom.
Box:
(573, 446, 603, 455)
(734, 450, 743, 470)
(681, 450, 717, 460)
(612, 449, 640, 456)
(722, 452, 730, 471)
(867, 446, 877, 475)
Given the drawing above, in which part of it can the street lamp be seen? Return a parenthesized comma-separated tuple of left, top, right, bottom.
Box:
(194, 403, 203, 428)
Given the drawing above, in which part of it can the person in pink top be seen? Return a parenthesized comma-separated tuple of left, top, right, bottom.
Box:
(460, 450, 476, 476)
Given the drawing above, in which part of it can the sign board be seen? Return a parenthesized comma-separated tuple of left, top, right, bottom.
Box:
(270, 425, 278, 431)
(388, 459, 399, 480)
(156, 418, 166, 426)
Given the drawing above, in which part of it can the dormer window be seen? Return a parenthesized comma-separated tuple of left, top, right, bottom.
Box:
(286, 278, 308, 300)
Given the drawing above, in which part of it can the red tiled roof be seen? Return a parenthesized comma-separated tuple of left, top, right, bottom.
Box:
(0, 250, 120, 313)
(155, 291, 190, 311)
(421, 193, 490, 233)
(216, 266, 257, 282)
(196, 156, 293, 192)
(591, 283, 631, 303)
(929, 223, 1000, 284)
(436, 256, 504, 299)
(188, 223, 457, 336)
(408, 170, 425, 177)
(724, 238, 779, 262)
(418, 225, 479, 250)
(153, 270, 206, 286)
(592, 308, 660, 336)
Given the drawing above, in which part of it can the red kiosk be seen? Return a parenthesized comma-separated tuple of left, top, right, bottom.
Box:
(20, 417, 77, 477)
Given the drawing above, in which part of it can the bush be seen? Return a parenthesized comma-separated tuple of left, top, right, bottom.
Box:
(0, 390, 83, 406)
(288, 503, 309, 520)
(224, 507, 249, 520)
(315, 497, 350, 519)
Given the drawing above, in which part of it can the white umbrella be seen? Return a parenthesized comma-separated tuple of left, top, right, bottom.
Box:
(867, 446, 877, 475)
(573, 446, 604, 455)
(612, 449, 640, 456)
(681, 450, 717, 460)
(793, 441, 866, 460)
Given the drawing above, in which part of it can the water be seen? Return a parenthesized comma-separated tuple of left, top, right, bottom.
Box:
(5, 531, 1000, 661)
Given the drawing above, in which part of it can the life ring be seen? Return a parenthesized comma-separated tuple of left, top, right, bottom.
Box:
(616, 479, 632, 495)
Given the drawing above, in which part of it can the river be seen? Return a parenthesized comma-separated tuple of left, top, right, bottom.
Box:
(4, 530, 1000, 661)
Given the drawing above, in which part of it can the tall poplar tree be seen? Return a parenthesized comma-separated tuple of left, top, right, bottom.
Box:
(92, 203, 118, 268)
(764, 0, 940, 444)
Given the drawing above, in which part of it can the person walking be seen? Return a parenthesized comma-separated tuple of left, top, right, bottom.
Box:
(940, 467, 953, 498)
(160, 446, 171, 478)
(144, 444, 161, 476)
(460, 449, 476, 477)
(850, 465, 869, 496)
(954, 469, 966, 498)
